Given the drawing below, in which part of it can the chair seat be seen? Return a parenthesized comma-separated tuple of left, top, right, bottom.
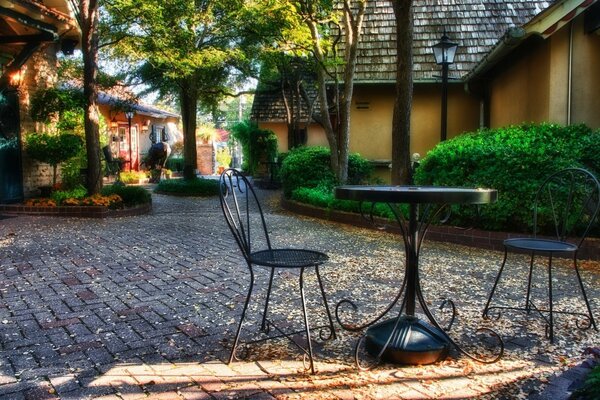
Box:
(504, 238, 577, 253)
(250, 249, 329, 268)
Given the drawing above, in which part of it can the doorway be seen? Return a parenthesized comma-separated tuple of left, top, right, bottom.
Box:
(0, 88, 23, 203)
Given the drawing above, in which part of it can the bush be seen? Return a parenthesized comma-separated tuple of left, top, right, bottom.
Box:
(51, 184, 87, 205)
(154, 177, 219, 196)
(101, 185, 152, 207)
(165, 156, 184, 172)
(413, 123, 600, 232)
(230, 121, 278, 175)
(279, 146, 373, 197)
(290, 185, 400, 220)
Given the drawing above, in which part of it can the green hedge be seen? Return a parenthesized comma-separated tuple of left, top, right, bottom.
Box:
(101, 185, 152, 207)
(413, 123, 600, 232)
(154, 177, 219, 196)
(165, 157, 184, 172)
(279, 146, 373, 197)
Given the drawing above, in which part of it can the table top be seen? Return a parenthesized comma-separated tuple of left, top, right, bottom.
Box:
(335, 185, 497, 204)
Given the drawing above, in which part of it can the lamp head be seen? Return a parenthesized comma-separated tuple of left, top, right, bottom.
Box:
(432, 34, 458, 65)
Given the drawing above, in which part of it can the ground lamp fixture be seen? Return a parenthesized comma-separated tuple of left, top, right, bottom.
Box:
(125, 110, 135, 170)
(432, 34, 458, 142)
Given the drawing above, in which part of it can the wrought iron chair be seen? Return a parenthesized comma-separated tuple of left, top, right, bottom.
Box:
(483, 168, 599, 342)
(219, 168, 336, 373)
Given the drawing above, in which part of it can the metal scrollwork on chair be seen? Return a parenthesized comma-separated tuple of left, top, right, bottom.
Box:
(219, 169, 337, 374)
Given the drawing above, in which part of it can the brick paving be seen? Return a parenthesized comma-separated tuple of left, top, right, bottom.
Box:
(0, 189, 598, 399)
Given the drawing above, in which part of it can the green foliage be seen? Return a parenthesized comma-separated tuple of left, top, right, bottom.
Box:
(101, 185, 152, 207)
(154, 177, 220, 197)
(290, 185, 400, 220)
(25, 132, 84, 185)
(230, 121, 278, 174)
(279, 146, 373, 197)
(165, 157, 184, 172)
(51, 185, 87, 205)
(571, 365, 600, 400)
(29, 88, 85, 123)
(413, 123, 600, 232)
(25, 133, 83, 166)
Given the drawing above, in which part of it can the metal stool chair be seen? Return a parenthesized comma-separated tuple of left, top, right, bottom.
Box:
(483, 168, 599, 342)
(219, 169, 336, 373)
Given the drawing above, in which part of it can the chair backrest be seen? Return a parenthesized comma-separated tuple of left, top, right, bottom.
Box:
(533, 168, 600, 246)
(219, 169, 272, 262)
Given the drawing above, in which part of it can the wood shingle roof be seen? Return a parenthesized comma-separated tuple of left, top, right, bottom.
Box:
(252, 0, 556, 121)
(356, 0, 553, 82)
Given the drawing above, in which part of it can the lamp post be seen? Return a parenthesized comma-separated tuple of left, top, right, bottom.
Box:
(125, 110, 135, 170)
(432, 34, 458, 142)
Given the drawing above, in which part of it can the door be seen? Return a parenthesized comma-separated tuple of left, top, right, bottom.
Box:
(0, 88, 23, 203)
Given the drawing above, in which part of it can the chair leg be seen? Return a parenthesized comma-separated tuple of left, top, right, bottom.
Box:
(299, 267, 315, 374)
(525, 253, 535, 313)
(547, 255, 554, 343)
(573, 256, 597, 330)
(315, 265, 336, 340)
(483, 249, 508, 318)
(261, 268, 275, 332)
(229, 269, 255, 364)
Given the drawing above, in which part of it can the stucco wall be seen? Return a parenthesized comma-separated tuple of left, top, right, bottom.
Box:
(571, 17, 600, 128)
(349, 84, 480, 159)
(489, 40, 551, 127)
(489, 14, 600, 129)
(258, 122, 328, 153)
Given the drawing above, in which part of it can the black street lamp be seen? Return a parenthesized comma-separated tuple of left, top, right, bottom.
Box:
(432, 34, 458, 142)
(125, 110, 135, 170)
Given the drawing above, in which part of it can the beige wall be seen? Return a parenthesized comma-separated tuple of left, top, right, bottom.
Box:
(349, 84, 480, 159)
(571, 17, 600, 128)
(489, 14, 600, 129)
(258, 122, 328, 153)
(489, 41, 551, 127)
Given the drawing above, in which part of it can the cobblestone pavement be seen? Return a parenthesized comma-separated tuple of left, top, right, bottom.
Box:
(0, 189, 598, 399)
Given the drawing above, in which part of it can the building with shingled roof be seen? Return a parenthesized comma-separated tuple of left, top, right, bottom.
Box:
(251, 0, 600, 181)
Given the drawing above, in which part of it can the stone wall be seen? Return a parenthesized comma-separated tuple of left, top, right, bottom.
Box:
(19, 44, 60, 197)
(197, 143, 214, 175)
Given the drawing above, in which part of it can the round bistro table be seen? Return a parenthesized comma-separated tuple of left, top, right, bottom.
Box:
(334, 185, 503, 367)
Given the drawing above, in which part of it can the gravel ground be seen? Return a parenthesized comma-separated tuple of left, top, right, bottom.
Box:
(0, 187, 598, 399)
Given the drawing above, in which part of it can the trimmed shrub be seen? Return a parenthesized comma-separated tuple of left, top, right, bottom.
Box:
(413, 123, 600, 232)
(101, 185, 152, 207)
(154, 177, 219, 196)
(279, 146, 373, 197)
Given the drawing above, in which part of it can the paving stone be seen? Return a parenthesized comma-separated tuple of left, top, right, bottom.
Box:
(1, 189, 598, 399)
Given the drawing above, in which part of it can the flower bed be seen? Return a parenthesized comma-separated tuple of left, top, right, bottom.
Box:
(0, 196, 151, 218)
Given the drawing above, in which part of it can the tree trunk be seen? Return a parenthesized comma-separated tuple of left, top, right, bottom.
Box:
(391, 0, 414, 185)
(337, 0, 366, 184)
(181, 78, 198, 180)
(80, 0, 102, 194)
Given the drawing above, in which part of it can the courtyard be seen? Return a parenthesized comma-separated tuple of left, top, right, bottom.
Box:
(0, 189, 598, 399)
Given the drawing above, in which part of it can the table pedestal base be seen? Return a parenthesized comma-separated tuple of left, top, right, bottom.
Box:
(365, 316, 450, 365)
